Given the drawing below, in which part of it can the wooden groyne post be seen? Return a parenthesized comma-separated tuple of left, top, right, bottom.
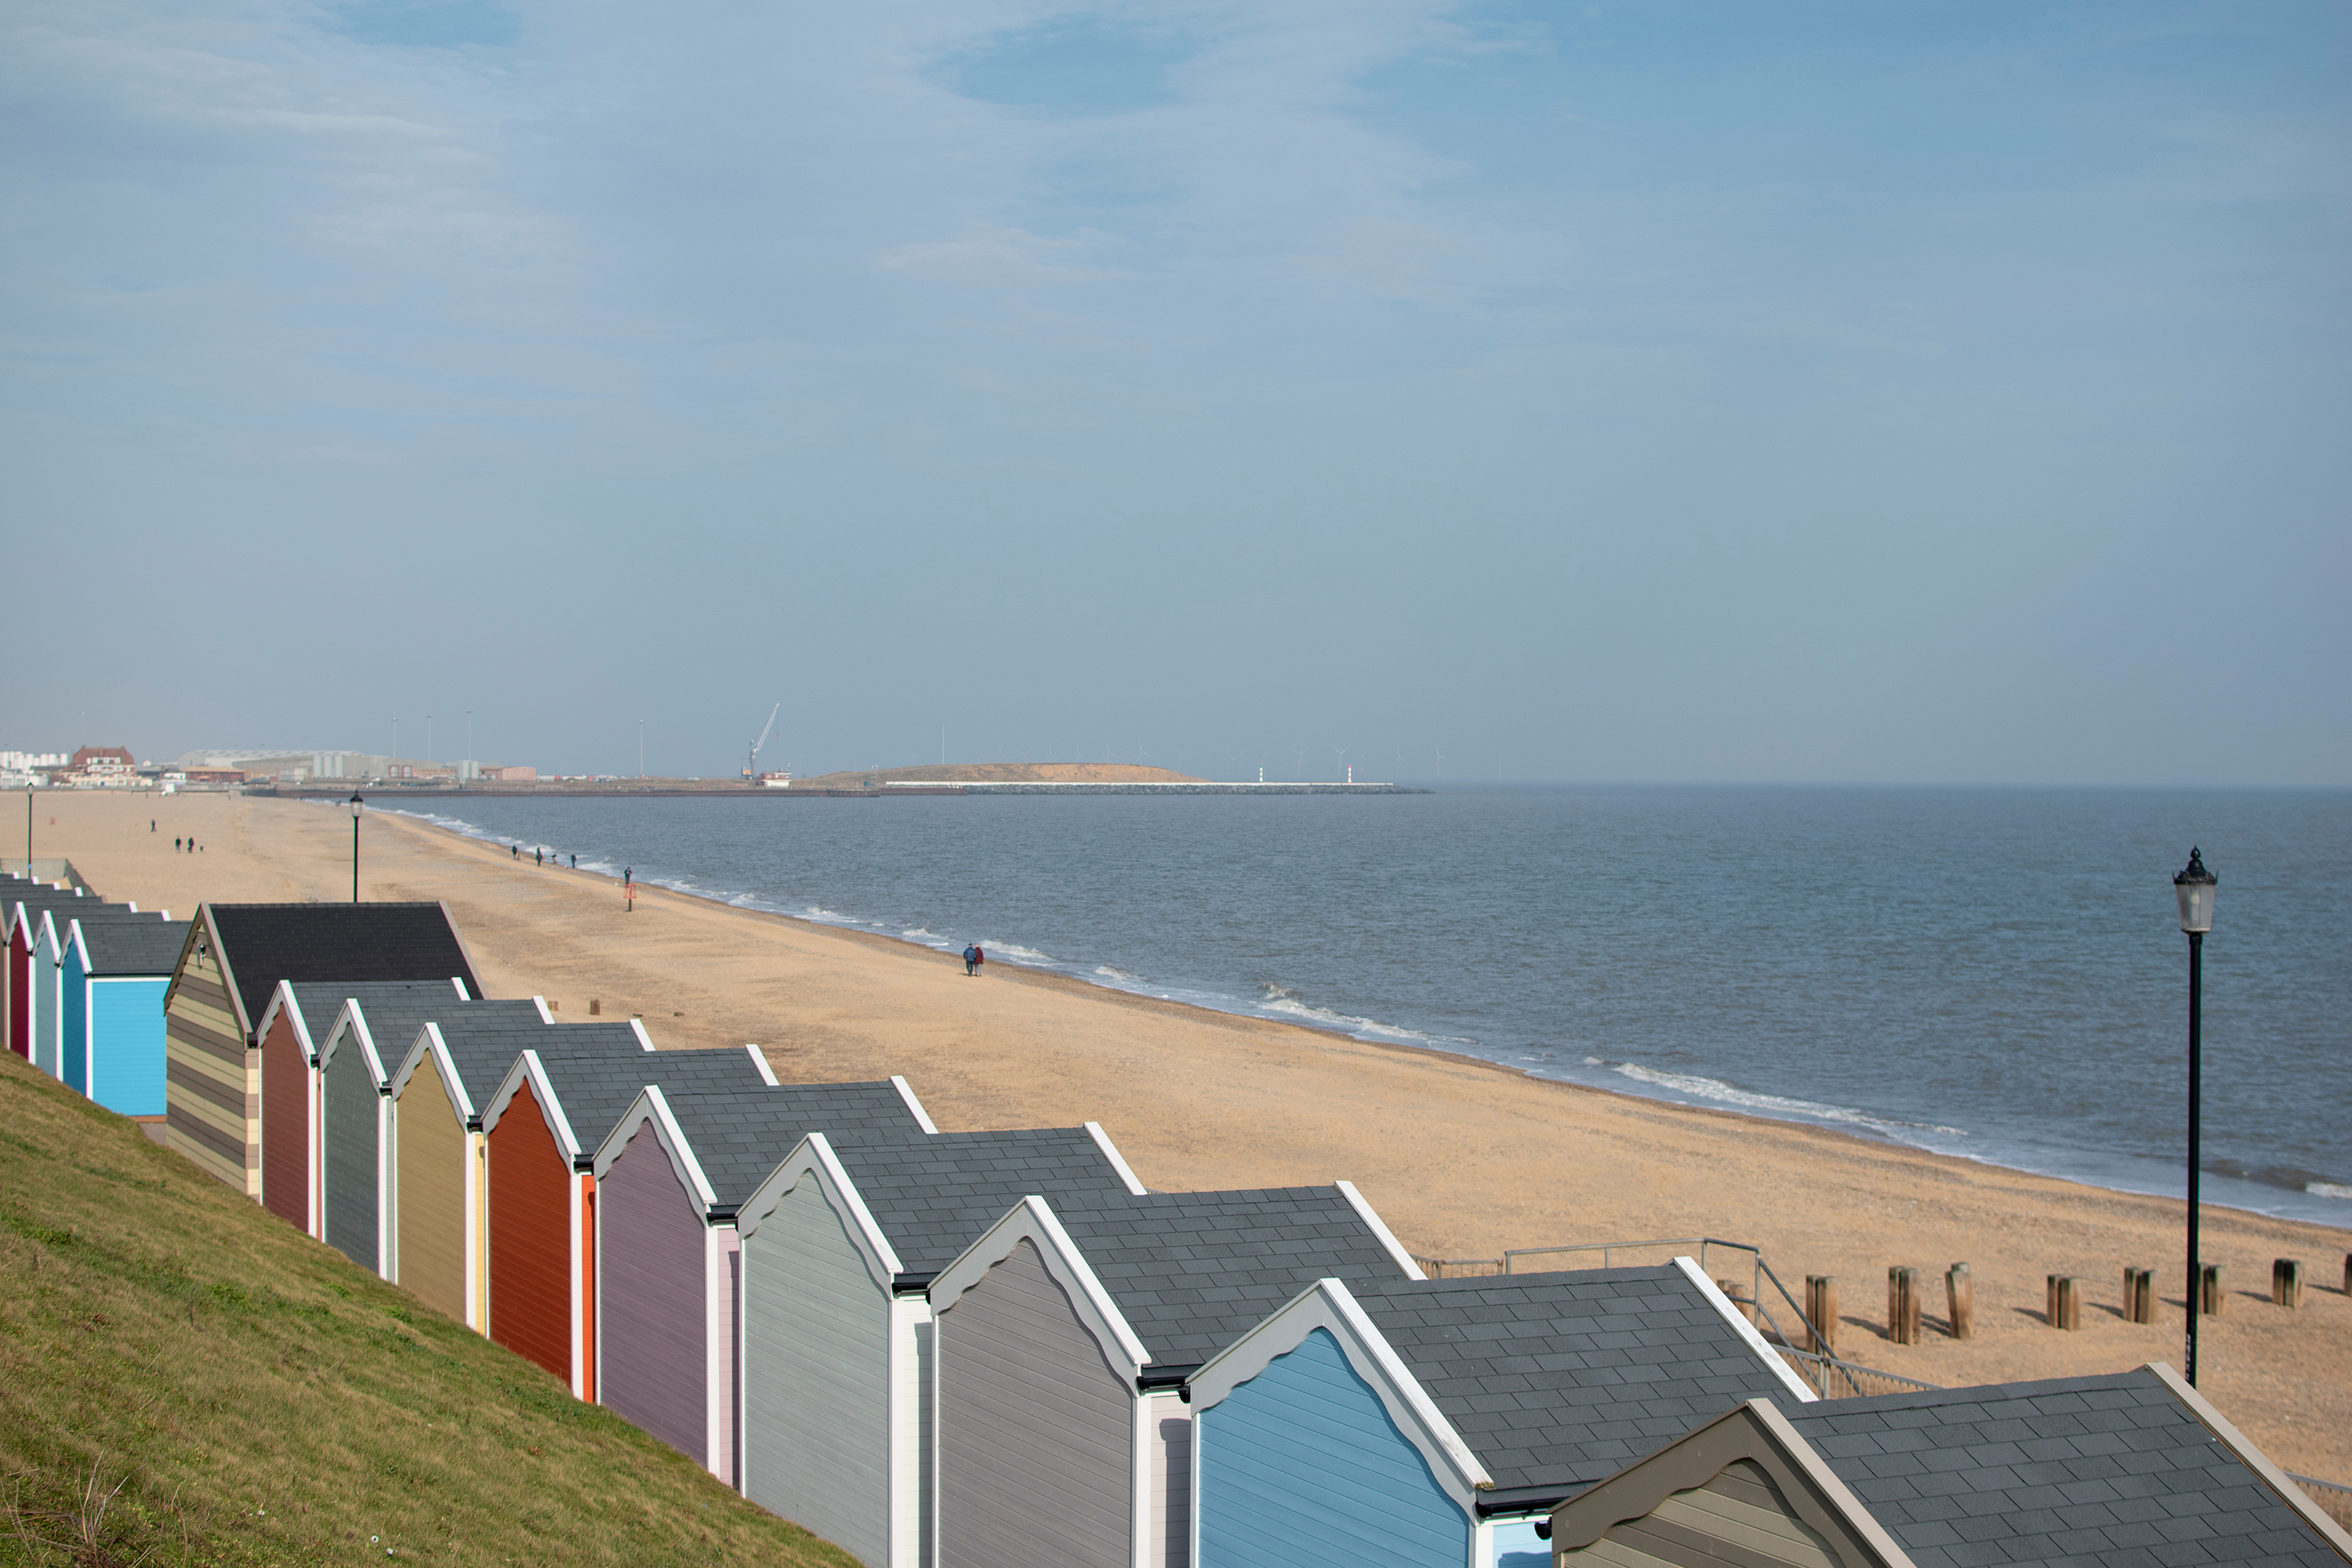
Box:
(2273, 1259, 2302, 1308)
(2045, 1275, 2082, 1330)
(1944, 1262, 1972, 1340)
(2124, 1267, 2155, 1325)
(2199, 1263, 2224, 1316)
(1887, 1267, 1922, 1345)
(1805, 1276, 1837, 1355)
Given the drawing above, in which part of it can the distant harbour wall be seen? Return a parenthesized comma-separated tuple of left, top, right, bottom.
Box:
(891, 781, 1431, 796)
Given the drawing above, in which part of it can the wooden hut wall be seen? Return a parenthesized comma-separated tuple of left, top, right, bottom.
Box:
(1193, 1326, 1468, 1568)
(393, 1068, 469, 1323)
(60, 934, 91, 1093)
(260, 1009, 311, 1230)
(30, 919, 60, 1078)
(485, 1080, 572, 1385)
(86, 976, 170, 1116)
(165, 924, 252, 1194)
(741, 1176, 891, 1567)
(5, 920, 25, 1059)
(321, 1037, 382, 1272)
(597, 1123, 709, 1465)
(1554, 1459, 1843, 1568)
(935, 1236, 1133, 1568)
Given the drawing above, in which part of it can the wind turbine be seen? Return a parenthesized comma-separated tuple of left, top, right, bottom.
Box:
(1434, 746, 1446, 778)
(1333, 746, 1348, 782)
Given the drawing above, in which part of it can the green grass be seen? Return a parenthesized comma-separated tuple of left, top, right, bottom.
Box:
(0, 1054, 859, 1568)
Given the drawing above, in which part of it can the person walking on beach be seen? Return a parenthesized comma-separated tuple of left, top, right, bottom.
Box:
(535, 847, 543, 867)
(971, 944, 985, 977)
(511, 844, 519, 858)
(963, 944, 977, 976)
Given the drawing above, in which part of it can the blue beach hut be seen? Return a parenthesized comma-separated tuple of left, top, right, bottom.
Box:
(60, 911, 187, 1114)
(1185, 1261, 1817, 1568)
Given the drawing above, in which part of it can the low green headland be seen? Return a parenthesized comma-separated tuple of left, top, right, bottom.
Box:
(0, 1054, 854, 1568)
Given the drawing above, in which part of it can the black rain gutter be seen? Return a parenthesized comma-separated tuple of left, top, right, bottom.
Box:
(1136, 1365, 1200, 1392)
(1472, 1481, 1599, 1519)
(892, 1273, 936, 1296)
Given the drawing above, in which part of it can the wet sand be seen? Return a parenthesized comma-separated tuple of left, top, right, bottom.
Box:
(24, 789, 2352, 1480)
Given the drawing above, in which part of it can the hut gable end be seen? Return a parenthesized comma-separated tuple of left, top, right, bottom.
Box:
(741, 1177, 891, 1567)
(936, 1236, 1133, 1568)
(597, 1123, 709, 1462)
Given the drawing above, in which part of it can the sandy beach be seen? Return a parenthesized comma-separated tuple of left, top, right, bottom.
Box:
(20, 789, 2350, 1482)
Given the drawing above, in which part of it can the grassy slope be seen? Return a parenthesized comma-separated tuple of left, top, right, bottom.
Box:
(0, 1054, 858, 1568)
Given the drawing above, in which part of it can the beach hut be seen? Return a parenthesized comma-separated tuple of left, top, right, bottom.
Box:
(255, 978, 475, 1241)
(5, 884, 98, 1065)
(59, 911, 187, 1115)
(926, 1182, 1423, 1568)
(592, 1078, 938, 1486)
(314, 982, 487, 1274)
(1185, 1262, 1817, 1568)
(734, 1123, 1149, 1567)
(255, 977, 470, 1233)
(479, 1040, 786, 1399)
(163, 902, 484, 1196)
(1544, 1364, 2352, 1566)
(35, 903, 157, 1080)
(383, 1006, 561, 1327)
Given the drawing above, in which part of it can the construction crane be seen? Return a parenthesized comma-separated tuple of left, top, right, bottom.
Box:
(742, 702, 781, 779)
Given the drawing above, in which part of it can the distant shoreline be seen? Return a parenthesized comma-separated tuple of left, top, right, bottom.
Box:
(251, 780, 1432, 799)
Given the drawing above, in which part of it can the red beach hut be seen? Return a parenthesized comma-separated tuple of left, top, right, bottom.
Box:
(478, 1039, 778, 1399)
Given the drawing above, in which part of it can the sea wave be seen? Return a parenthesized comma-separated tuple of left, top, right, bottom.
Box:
(2308, 1181, 2352, 1202)
(1254, 992, 1473, 1047)
(979, 942, 1054, 964)
(1096, 965, 1142, 982)
(902, 927, 948, 943)
(1594, 1059, 1969, 1140)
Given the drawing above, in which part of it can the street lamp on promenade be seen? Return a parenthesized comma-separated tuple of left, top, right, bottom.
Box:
(349, 793, 366, 904)
(2172, 847, 2216, 1386)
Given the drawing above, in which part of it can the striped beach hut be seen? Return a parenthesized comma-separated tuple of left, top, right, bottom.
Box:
(926, 1183, 1421, 1568)
(59, 911, 187, 1115)
(314, 982, 486, 1274)
(734, 1123, 1149, 1567)
(592, 1078, 937, 1486)
(5, 883, 99, 1065)
(384, 1006, 561, 1328)
(1185, 1262, 1816, 1568)
(477, 1038, 778, 1399)
(164, 902, 484, 1197)
(1545, 1365, 2352, 1566)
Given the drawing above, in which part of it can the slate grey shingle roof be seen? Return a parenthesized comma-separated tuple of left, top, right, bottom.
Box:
(397, 1006, 564, 1116)
(1051, 1186, 1409, 1370)
(829, 1129, 1135, 1279)
(7, 887, 106, 939)
(72, 912, 191, 975)
(513, 1041, 771, 1166)
(1782, 1368, 2345, 1567)
(203, 903, 482, 1029)
(1349, 1265, 1794, 1495)
(318, 981, 484, 1083)
(653, 1083, 931, 1214)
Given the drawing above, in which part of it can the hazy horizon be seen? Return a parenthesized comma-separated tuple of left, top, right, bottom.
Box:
(5, 2, 2346, 786)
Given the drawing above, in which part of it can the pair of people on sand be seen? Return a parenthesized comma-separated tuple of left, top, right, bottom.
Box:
(962, 944, 986, 977)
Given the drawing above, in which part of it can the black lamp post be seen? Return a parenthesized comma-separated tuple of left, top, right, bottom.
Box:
(2172, 847, 2216, 1385)
(348, 793, 366, 904)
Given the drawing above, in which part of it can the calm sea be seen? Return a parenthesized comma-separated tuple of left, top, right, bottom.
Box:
(385, 785, 2351, 1226)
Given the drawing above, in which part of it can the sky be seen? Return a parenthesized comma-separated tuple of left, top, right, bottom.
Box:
(4, 0, 2347, 783)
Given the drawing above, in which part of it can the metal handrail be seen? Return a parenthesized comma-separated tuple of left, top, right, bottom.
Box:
(1777, 1345, 1941, 1400)
(1503, 1237, 1831, 1373)
(2288, 1472, 2352, 1530)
